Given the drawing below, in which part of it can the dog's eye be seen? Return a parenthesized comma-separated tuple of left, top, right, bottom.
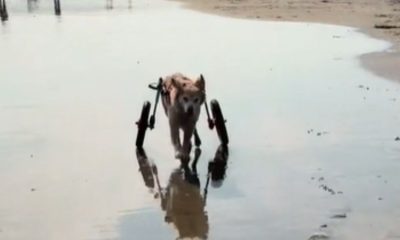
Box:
(194, 98, 199, 103)
(183, 97, 189, 102)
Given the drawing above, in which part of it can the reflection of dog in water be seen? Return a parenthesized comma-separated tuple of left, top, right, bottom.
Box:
(164, 167, 208, 239)
(135, 145, 228, 240)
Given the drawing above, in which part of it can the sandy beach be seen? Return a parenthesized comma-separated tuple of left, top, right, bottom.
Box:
(171, 0, 400, 82)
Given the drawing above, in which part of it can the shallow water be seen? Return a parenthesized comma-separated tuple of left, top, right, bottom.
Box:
(1, 1, 400, 240)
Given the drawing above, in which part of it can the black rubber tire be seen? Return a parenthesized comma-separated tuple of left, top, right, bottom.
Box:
(210, 99, 229, 145)
(135, 101, 151, 148)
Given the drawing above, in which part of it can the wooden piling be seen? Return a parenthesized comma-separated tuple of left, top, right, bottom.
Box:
(27, 0, 35, 13)
(54, 0, 61, 16)
(106, 0, 113, 10)
(1, 0, 9, 21)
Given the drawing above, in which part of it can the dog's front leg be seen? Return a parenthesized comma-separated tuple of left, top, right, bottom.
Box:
(182, 125, 195, 159)
(169, 120, 182, 159)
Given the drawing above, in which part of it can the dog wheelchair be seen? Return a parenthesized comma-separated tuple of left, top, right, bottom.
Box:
(135, 77, 229, 148)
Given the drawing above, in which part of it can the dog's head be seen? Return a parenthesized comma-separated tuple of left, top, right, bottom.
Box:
(171, 74, 205, 116)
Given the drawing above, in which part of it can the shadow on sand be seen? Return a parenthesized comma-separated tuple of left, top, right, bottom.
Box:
(135, 144, 229, 239)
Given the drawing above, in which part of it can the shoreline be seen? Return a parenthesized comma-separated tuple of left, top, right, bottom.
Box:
(170, 0, 400, 83)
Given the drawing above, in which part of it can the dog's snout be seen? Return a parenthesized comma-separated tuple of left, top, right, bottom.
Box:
(187, 106, 194, 115)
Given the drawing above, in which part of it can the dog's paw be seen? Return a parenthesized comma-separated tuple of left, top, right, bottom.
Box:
(175, 150, 183, 159)
(175, 150, 190, 160)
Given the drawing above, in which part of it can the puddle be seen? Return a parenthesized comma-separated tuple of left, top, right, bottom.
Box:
(1, 1, 400, 240)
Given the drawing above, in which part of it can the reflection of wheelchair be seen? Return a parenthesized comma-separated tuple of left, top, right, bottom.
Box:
(135, 145, 229, 239)
(135, 77, 229, 148)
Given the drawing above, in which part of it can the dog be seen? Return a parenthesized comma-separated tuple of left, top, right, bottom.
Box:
(161, 73, 205, 159)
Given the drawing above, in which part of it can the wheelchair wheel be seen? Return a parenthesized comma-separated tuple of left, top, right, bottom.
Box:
(135, 101, 151, 148)
(210, 99, 229, 145)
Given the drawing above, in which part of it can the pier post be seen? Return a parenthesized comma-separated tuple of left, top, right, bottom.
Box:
(1, 0, 9, 22)
(27, 0, 36, 13)
(106, 0, 113, 10)
(54, 0, 61, 16)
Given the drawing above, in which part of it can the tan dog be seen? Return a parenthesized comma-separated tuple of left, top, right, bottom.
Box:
(161, 73, 205, 159)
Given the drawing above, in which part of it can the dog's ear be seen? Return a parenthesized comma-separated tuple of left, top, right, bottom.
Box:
(195, 74, 205, 91)
(171, 77, 183, 92)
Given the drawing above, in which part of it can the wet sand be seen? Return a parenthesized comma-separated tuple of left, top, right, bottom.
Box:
(170, 0, 400, 83)
(1, 1, 400, 240)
